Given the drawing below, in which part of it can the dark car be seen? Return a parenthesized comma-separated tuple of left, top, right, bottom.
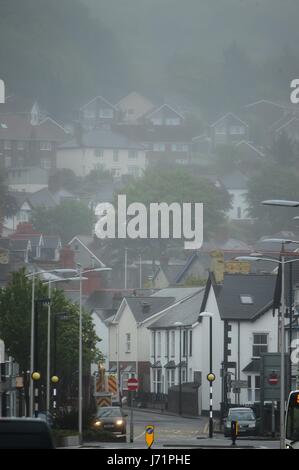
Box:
(0, 418, 55, 449)
(224, 407, 258, 437)
(92, 406, 127, 440)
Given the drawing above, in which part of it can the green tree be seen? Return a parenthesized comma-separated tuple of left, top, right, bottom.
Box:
(246, 164, 299, 236)
(82, 168, 113, 193)
(119, 166, 231, 237)
(0, 169, 18, 233)
(0, 269, 101, 414)
(31, 200, 95, 243)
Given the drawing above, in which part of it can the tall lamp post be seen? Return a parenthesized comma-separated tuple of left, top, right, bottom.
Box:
(199, 311, 215, 438)
(77, 265, 111, 443)
(25, 268, 76, 417)
(237, 239, 299, 450)
(174, 322, 183, 415)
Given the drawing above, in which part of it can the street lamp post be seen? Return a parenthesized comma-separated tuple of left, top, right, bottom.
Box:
(77, 265, 112, 443)
(26, 268, 77, 417)
(199, 312, 214, 438)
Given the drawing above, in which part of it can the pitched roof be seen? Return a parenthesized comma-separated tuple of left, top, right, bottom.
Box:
(10, 239, 31, 251)
(124, 296, 175, 323)
(149, 288, 205, 329)
(243, 359, 260, 373)
(80, 96, 117, 111)
(152, 263, 186, 285)
(43, 236, 61, 249)
(151, 287, 201, 302)
(59, 127, 146, 150)
(210, 112, 249, 128)
(27, 188, 57, 208)
(213, 273, 277, 321)
(0, 114, 67, 141)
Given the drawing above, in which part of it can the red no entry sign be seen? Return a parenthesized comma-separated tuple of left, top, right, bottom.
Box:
(268, 373, 279, 385)
(128, 377, 139, 391)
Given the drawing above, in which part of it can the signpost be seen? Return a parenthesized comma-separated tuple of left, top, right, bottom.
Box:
(128, 378, 138, 443)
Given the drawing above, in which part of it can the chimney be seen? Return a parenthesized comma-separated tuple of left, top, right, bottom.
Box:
(59, 245, 75, 269)
(210, 250, 224, 284)
(82, 269, 102, 296)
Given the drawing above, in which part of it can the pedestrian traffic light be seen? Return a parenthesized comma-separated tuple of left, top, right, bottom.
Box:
(31, 372, 41, 381)
(51, 375, 59, 384)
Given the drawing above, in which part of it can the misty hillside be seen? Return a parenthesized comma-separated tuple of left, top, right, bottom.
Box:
(1, 0, 299, 115)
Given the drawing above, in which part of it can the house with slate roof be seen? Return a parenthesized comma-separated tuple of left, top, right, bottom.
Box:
(198, 270, 278, 413)
(148, 288, 205, 403)
(107, 289, 200, 394)
(57, 127, 147, 178)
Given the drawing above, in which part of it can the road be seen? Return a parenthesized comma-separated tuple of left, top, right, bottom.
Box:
(79, 409, 280, 449)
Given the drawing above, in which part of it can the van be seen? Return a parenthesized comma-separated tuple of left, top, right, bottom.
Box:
(0, 418, 55, 449)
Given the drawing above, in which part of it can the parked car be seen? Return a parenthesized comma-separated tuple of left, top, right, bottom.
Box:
(0, 418, 55, 449)
(32, 411, 54, 427)
(91, 406, 127, 440)
(224, 407, 258, 437)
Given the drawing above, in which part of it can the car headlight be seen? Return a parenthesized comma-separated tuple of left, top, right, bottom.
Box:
(94, 420, 102, 427)
(116, 419, 124, 426)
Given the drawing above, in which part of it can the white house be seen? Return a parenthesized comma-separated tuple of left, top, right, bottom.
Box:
(107, 288, 201, 394)
(57, 127, 147, 178)
(198, 271, 279, 413)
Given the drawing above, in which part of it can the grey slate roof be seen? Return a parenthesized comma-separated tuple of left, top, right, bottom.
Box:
(149, 288, 205, 329)
(10, 239, 31, 251)
(151, 287, 200, 302)
(43, 236, 61, 249)
(124, 296, 175, 322)
(243, 359, 260, 373)
(215, 273, 277, 321)
(28, 188, 57, 208)
(59, 127, 146, 150)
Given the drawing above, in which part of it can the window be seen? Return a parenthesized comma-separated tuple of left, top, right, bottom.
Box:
(167, 369, 175, 391)
(237, 207, 242, 219)
(151, 118, 162, 126)
(17, 141, 25, 150)
(4, 140, 11, 150)
(113, 150, 119, 162)
(165, 331, 169, 357)
(252, 333, 268, 358)
(111, 168, 121, 177)
(84, 109, 96, 119)
(189, 331, 193, 357)
(215, 125, 226, 135)
(41, 157, 52, 170)
(171, 330, 175, 357)
(153, 143, 165, 152)
(151, 331, 155, 357)
(183, 330, 188, 357)
(4, 156, 11, 168)
(153, 369, 163, 394)
(166, 118, 180, 126)
(40, 141, 52, 151)
(240, 295, 253, 304)
(171, 144, 188, 152)
(182, 368, 187, 383)
(128, 166, 139, 177)
(126, 333, 131, 353)
(99, 109, 113, 118)
(157, 332, 161, 357)
(248, 374, 260, 402)
(128, 150, 137, 160)
(230, 125, 245, 135)
(94, 149, 104, 159)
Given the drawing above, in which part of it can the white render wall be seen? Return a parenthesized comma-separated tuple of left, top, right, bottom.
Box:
(91, 313, 109, 373)
(57, 147, 147, 178)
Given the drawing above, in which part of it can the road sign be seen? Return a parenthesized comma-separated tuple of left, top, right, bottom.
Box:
(231, 380, 248, 388)
(128, 377, 138, 391)
(268, 372, 279, 386)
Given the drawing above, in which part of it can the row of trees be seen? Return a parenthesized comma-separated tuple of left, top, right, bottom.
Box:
(0, 270, 101, 414)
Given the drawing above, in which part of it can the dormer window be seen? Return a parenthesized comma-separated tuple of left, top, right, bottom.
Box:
(240, 295, 253, 304)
